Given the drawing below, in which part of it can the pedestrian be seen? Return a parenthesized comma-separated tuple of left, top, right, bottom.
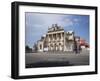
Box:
(74, 41, 78, 54)
(79, 45, 82, 53)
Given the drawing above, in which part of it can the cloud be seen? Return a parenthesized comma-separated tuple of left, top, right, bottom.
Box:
(62, 18, 74, 26)
(73, 18, 79, 22)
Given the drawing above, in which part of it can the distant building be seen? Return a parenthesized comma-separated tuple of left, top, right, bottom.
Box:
(79, 39, 89, 50)
(37, 24, 89, 52)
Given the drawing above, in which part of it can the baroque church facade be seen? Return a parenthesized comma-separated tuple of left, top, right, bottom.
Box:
(37, 24, 80, 52)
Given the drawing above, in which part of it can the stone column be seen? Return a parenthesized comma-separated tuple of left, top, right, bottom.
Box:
(52, 34, 54, 41)
(64, 32, 66, 51)
(52, 34, 53, 51)
(62, 32, 64, 51)
(48, 34, 50, 51)
(56, 33, 58, 41)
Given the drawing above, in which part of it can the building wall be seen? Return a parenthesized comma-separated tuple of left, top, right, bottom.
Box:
(64, 31, 75, 51)
(37, 25, 75, 52)
(37, 41, 44, 52)
(46, 30, 64, 51)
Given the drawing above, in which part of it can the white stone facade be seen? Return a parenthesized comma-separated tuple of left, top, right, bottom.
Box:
(37, 24, 76, 52)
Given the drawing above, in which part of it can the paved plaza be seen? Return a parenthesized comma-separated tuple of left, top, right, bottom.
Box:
(25, 50, 89, 68)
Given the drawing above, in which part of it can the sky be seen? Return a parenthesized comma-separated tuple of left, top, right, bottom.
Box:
(25, 12, 89, 48)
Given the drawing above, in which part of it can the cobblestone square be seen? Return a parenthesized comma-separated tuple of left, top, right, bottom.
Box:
(25, 50, 89, 68)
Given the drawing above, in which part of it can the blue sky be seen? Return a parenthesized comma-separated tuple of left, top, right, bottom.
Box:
(25, 12, 89, 48)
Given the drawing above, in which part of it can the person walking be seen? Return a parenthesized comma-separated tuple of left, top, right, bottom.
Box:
(74, 41, 78, 54)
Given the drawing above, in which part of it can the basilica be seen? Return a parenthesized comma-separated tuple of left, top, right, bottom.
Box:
(37, 24, 81, 52)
